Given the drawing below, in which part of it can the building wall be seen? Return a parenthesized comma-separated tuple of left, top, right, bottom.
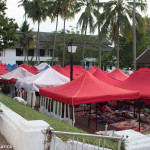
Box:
(0, 48, 52, 65)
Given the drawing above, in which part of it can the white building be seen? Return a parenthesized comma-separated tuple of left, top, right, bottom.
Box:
(0, 32, 112, 66)
(0, 32, 54, 65)
(0, 48, 51, 65)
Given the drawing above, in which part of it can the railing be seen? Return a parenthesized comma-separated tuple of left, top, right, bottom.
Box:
(42, 127, 123, 150)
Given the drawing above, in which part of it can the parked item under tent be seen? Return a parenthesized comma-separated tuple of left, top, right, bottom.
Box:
(107, 68, 129, 81)
(35, 63, 49, 70)
(7, 64, 18, 71)
(113, 71, 150, 132)
(39, 71, 140, 126)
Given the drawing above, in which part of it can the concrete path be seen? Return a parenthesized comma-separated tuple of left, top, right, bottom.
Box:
(0, 133, 14, 150)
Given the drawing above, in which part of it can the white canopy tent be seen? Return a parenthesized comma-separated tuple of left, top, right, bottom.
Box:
(35, 63, 49, 70)
(16, 68, 70, 92)
(0, 67, 34, 80)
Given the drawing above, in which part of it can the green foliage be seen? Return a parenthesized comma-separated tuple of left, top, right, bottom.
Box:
(18, 21, 36, 64)
(0, 0, 18, 50)
(45, 28, 110, 66)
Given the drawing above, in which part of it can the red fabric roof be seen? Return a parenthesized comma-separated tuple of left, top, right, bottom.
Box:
(19, 65, 38, 75)
(93, 68, 120, 85)
(138, 68, 150, 72)
(0, 69, 9, 75)
(31, 66, 38, 71)
(88, 66, 97, 74)
(39, 71, 140, 105)
(114, 71, 150, 99)
(64, 65, 86, 79)
(108, 68, 129, 81)
(52, 65, 62, 70)
(0, 66, 7, 70)
(93, 65, 97, 70)
(64, 65, 85, 73)
(0, 63, 7, 67)
(52, 65, 70, 78)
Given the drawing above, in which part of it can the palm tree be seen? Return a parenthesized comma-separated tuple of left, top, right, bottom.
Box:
(60, 0, 73, 67)
(18, 0, 29, 22)
(60, 0, 82, 67)
(132, 0, 147, 70)
(44, 0, 62, 66)
(19, 21, 36, 64)
(27, 0, 48, 64)
(101, 0, 146, 68)
(93, 0, 104, 68)
(77, 0, 95, 67)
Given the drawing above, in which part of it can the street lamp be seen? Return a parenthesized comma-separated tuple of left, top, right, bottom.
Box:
(68, 39, 77, 126)
(68, 39, 77, 81)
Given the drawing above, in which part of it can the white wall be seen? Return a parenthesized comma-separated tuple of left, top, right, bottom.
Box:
(0, 48, 52, 65)
(0, 49, 16, 65)
(0, 103, 49, 150)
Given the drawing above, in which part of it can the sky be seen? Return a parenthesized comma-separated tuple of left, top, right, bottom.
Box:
(5, 0, 150, 35)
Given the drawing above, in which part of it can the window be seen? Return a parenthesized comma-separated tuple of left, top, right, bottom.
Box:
(16, 61, 23, 65)
(28, 49, 34, 56)
(16, 48, 23, 56)
(40, 49, 45, 56)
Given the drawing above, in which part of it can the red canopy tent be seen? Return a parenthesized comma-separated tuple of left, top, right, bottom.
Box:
(107, 68, 129, 81)
(93, 68, 120, 85)
(88, 66, 97, 74)
(52, 65, 62, 70)
(52, 65, 70, 78)
(31, 66, 38, 71)
(19, 65, 38, 75)
(0, 68, 9, 75)
(64, 65, 86, 79)
(137, 68, 150, 72)
(114, 71, 150, 99)
(40, 71, 140, 106)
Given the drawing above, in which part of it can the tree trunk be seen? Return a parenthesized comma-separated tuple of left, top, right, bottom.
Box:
(27, 49, 29, 65)
(24, 50, 27, 64)
(52, 15, 59, 66)
(98, 0, 101, 68)
(62, 13, 66, 68)
(36, 21, 40, 64)
(133, 0, 136, 71)
(82, 23, 88, 67)
(116, 25, 119, 68)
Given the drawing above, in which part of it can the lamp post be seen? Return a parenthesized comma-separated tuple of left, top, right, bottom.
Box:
(68, 39, 77, 81)
(133, 0, 136, 71)
(68, 39, 77, 126)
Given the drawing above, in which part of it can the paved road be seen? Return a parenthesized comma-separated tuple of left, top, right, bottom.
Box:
(0, 133, 14, 150)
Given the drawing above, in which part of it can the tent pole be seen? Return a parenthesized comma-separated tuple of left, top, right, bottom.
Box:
(31, 93, 33, 108)
(88, 104, 91, 128)
(138, 99, 141, 132)
(134, 100, 136, 118)
(39, 94, 40, 107)
(72, 105, 74, 126)
(96, 103, 97, 130)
